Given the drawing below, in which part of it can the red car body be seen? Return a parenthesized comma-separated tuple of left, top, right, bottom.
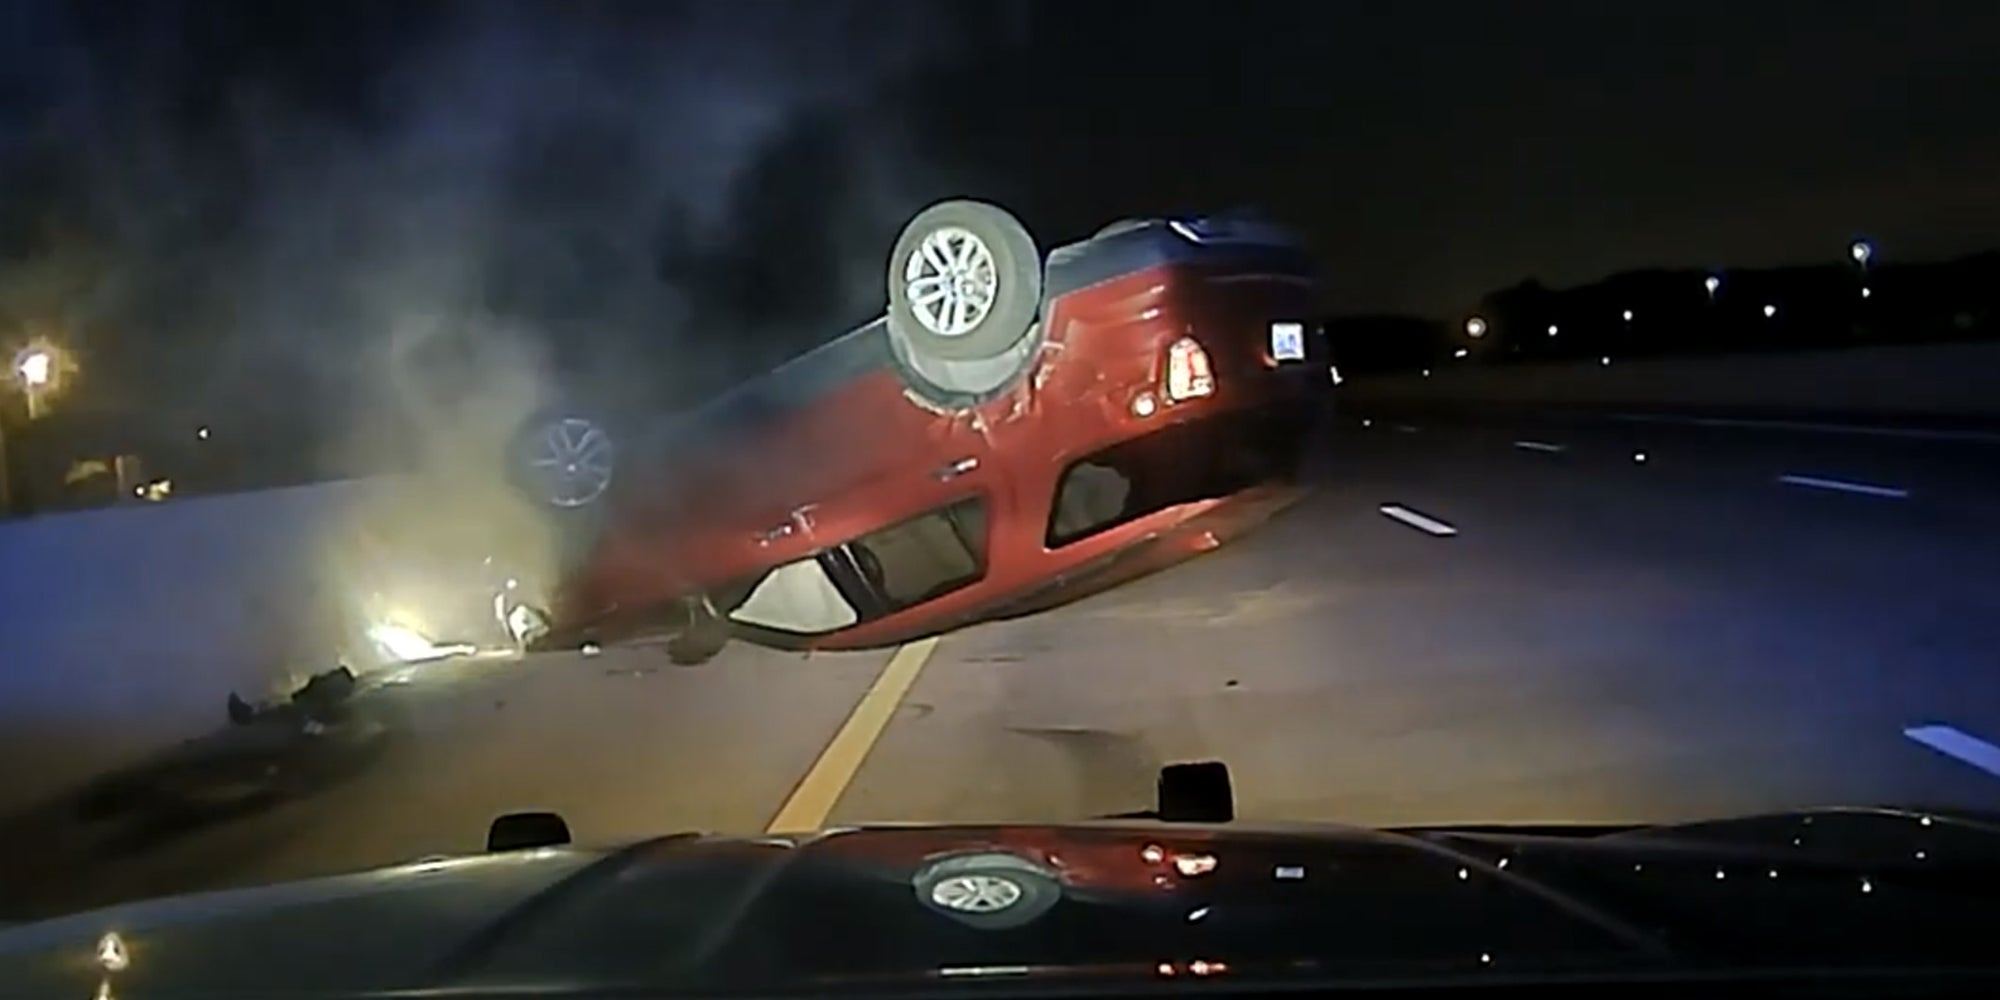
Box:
(536, 212, 1326, 654)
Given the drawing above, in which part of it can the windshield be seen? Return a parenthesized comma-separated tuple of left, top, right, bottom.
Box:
(4, 0, 2000, 995)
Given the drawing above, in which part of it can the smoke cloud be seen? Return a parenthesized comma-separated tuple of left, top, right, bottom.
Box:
(0, 0, 1024, 665)
(5, 0, 1021, 453)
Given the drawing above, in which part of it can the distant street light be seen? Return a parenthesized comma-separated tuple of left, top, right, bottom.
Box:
(3, 343, 73, 514)
(15, 349, 51, 388)
(197, 425, 211, 440)
(1546, 324, 1558, 337)
(1453, 347, 1469, 359)
(1763, 304, 1778, 318)
(1861, 287, 1872, 299)
(1704, 275, 1721, 298)
(1850, 239, 1873, 267)
(10, 344, 68, 421)
(1465, 316, 1488, 339)
(1621, 309, 1634, 322)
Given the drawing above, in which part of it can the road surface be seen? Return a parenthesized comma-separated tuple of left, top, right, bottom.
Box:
(8, 408, 2000, 919)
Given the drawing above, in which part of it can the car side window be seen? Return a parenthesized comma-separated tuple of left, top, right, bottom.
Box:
(727, 559, 860, 634)
(848, 496, 988, 612)
(724, 497, 991, 637)
(1044, 431, 1233, 547)
(1048, 461, 1135, 544)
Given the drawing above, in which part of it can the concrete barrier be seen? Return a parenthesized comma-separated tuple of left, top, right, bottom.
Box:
(0, 477, 557, 818)
(1339, 341, 2000, 420)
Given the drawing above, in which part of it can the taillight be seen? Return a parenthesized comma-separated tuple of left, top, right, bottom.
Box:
(1165, 337, 1215, 401)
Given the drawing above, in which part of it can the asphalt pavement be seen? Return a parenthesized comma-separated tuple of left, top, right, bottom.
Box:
(8, 407, 2000, 920)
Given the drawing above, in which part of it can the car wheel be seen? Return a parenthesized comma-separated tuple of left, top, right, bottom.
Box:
(666, 597, 730, 666)
(912, 851, 1062, 930)
(887, 319, 1042, 407)
(887, 200, 1042, 365)
(508, 408, 619, 510)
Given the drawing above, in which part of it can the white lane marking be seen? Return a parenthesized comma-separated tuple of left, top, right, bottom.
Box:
(1904, 724, 2000, 778)
(1513, 440, 1566, 453)
(1777, 474, 1910, 499)
(1611, 413, 2000, 445)
(1379, 504, 1458, 536)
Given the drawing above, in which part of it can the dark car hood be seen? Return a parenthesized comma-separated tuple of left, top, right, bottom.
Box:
(7, 810, 2000, 998)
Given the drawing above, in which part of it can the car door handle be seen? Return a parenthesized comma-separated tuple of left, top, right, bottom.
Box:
(758, 504, 819, 546)
(935, 456, 979, 481)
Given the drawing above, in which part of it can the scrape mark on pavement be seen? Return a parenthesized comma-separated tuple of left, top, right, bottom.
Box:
(1081, 585, 1335, 627)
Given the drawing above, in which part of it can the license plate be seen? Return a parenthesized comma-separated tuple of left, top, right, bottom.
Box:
(1269, 321, 1306, 362)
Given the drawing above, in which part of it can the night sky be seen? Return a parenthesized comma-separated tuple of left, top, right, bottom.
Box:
(2, 0, 1997, 446)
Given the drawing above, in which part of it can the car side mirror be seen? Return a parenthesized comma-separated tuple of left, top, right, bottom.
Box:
(1092, 761, 1238, 823)
(1157, 761, 1234, 823)
(487, 811, 571, 852)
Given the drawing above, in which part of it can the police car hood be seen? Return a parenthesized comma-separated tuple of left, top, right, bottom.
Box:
(3, 810, 1998, 998)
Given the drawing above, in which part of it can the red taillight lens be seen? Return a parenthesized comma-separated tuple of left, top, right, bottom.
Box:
(1165, 337, 1215, 401)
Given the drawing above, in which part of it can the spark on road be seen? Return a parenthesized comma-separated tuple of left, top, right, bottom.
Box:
(1777, 474, 1909, 499)
(1379, 504, 1458, 537)
(1513, 440, 1566, 453)
(1905, 724, 2000, 778)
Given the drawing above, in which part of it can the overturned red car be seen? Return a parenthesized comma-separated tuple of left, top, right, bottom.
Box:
(509, 200, 1326, 662)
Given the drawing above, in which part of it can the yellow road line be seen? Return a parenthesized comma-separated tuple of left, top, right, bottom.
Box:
(765, 636, 940, 833)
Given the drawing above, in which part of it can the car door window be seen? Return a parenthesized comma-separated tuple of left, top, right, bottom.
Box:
(728, 558, 859, 633)
(725, 497, 989, 636)
(1047, 415, 1292, 547)
(1049, 461, 1135, 543)
(849, 496, 988, 611)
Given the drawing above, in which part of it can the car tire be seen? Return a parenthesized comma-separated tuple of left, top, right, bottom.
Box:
(507, 406, 621, 512)
(887, 319, 1042, 408)
(912, 851, 1062, 930)
(666, 597, 730, 666)
(887, 200, 1042, 364)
